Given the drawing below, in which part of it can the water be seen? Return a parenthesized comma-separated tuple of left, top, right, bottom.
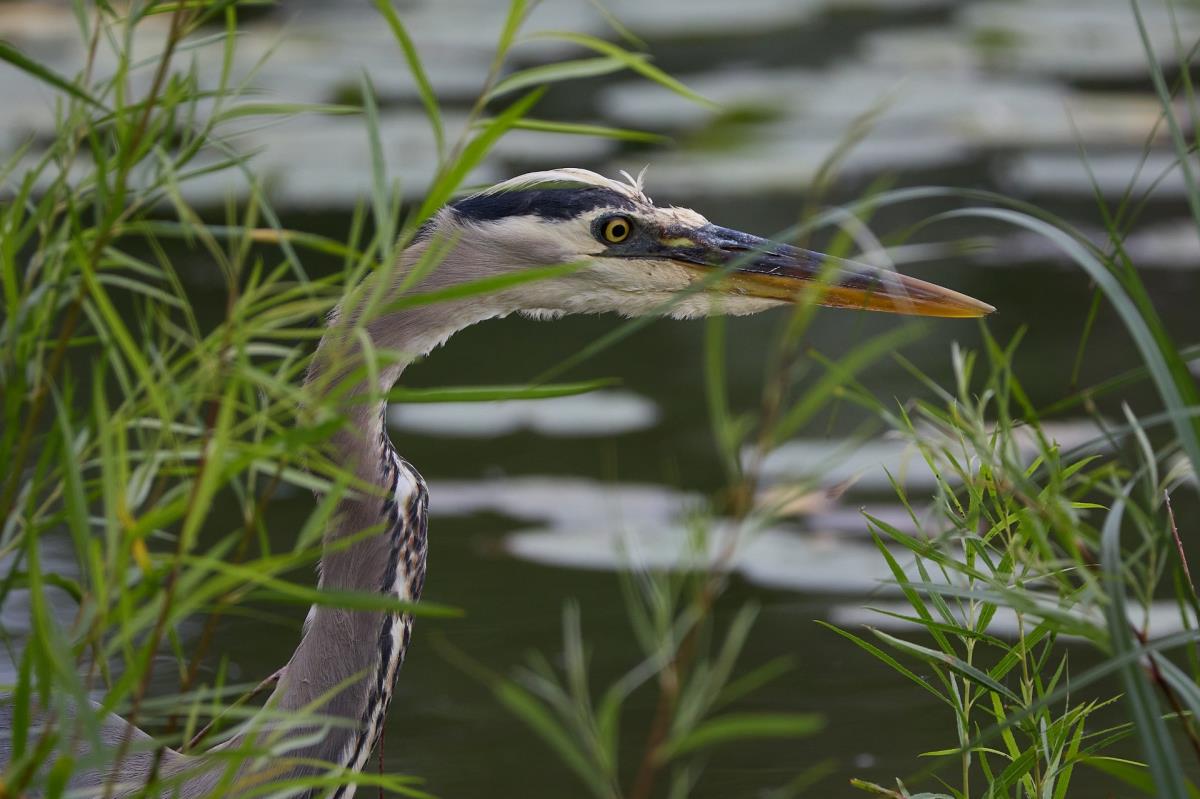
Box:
(3, 0, 1200, 794)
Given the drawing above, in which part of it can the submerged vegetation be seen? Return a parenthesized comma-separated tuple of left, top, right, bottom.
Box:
(1, 1, 1198, 798)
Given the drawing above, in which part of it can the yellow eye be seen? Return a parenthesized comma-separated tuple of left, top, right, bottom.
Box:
(601, 216, 632, 243)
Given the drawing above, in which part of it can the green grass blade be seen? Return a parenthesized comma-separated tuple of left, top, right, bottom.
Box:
(1101, 494, 1188, 798)
(503, 117, 668, 143)
(530, 31, 715, 109)
(1132, 0, 1200, 233)
(938, 207, 1200, 486)
(488, 56, 634, 99)
(0, 40, 105, 109)
(386, 379, 618, 403)
(413, 87, 545, 224)
(660, 713, 825, 760)
(372, 0, 445, 160)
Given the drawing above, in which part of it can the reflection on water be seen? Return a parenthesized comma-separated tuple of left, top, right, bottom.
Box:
(389, 390, 660, 437)
(1001, 150, 1200, 200)
(0, 539, 77, 685)
(831, 599, 1200, 640)
(503, 520, 902, 594)
(755, 419, 1107, 491)
(0, 540, 196, 697)
(430, 476, 696, 525)
(3, 0, 1199, 794)
(482, 420, 1106, 594)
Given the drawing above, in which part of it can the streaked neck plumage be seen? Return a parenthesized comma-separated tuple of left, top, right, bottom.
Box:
(253, 236, 512, 795)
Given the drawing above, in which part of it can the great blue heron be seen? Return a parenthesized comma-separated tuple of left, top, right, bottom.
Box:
(0, 168, 992, 797)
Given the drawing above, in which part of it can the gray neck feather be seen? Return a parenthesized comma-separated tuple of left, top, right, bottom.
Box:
(265, 239, 502, 784)
(185, 234, 511, 796)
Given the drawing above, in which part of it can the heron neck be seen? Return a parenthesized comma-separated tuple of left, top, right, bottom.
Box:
(244, 285, 498, 790)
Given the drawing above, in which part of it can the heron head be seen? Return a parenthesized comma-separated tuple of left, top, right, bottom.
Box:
(425, 168, 994, 320)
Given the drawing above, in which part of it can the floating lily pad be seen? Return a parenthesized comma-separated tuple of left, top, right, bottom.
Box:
(1126, 221, 1200, 272)
(613, 134, 969, 197)
(431, 475, 943, 594)
(958, 0, 1200, 80)
(503, 522, 924, 594)
(830, 598, 1198, 641)
(179, 111, 496, 210)
(754, 420, 1107, 493)
(999, 151, 1200, 200)
(430, 476, 697, 526)
(603, 60, 1172, 157)
(389, 390, 660, 437)
(607, 0, 824, 39)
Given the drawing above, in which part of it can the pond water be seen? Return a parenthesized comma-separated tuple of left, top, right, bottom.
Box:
(3, 0, 1200, 795)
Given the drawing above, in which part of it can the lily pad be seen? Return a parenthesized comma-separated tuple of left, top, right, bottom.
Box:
(389, 389, 659, 437)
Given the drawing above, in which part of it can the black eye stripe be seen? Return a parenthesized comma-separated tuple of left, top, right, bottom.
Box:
(452, 188, 635, 222)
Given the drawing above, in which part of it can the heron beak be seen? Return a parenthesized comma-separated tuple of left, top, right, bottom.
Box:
(669, 224, 995, 318)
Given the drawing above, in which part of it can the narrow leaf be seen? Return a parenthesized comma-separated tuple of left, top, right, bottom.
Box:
(0, 41, 105, 109)
(386, 379, 617, 403)
(661, 713, 824, 759)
